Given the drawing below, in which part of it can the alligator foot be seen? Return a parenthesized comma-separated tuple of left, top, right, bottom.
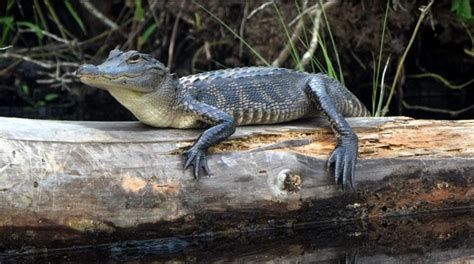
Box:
(326, 138, 358, 190)
(183, 147, 210, 180)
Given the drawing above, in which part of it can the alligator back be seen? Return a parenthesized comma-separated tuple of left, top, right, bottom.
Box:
(179, 67, 312, 125)
(179, 67, 368, 126)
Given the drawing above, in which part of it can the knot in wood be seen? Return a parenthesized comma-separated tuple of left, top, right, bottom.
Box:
(279, 169, 301, 193)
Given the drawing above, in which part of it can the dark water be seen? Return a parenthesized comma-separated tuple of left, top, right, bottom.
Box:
(1, 211, 472, 263)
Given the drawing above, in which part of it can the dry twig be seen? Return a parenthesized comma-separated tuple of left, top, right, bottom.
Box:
(247, 1, 272, 19)
(402, 101, 474, 117)
(78, 0, 119, 31)
(239, 2, 250, 58)
(272, 0, 339, 68)
(271, 0, 309, 67)
(299, 3, 322, 67)
(0, 53, 53, 69)
(168, 0, 186, 68)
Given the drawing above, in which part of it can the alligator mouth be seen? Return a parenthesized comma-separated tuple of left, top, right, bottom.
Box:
(79, 73, 140, 81)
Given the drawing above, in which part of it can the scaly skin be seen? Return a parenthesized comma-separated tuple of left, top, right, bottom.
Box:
(76, 49, 370, 190)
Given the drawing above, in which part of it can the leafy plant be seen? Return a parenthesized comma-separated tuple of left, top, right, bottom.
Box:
(134, 0, 145, 22)
(451, 0, 474, 24)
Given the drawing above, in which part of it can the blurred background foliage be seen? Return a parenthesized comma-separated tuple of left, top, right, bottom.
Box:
(0, 0, 472, 120)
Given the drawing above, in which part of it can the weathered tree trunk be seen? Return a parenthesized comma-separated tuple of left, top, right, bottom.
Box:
(0, 116, 472, 251)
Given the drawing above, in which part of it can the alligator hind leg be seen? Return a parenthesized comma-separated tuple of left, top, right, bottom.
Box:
(305, 75, 359, 190)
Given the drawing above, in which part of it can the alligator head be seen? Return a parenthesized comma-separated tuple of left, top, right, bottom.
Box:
(76, 49, 169, 93)
(76, 49, 181, 127)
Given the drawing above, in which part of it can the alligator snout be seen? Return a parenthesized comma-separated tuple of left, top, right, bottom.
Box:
(75, 64, 98, 78)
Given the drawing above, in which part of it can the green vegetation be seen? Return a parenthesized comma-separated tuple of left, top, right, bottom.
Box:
(452, 0, 473, 24)
(371, 1, 390, 117)
(381, 1, 434, 116)
(319, 1, 344, 85)
(20, 83, 58, 108)
(0, 0, 15, 47)
(198, 1, 438, 117)
(0, 1, 471, 119)
(197, 1, 345, 85)
(194, 1, 271, 66)
(272, 2, 303, 71)
(133, 0, 145, 22)
(139, 24, 159, 46)
(65, 0, 87, 34)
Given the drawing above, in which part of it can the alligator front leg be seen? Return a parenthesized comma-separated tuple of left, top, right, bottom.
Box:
(306, 75, 359, 190)
(182, 100, 236, 179)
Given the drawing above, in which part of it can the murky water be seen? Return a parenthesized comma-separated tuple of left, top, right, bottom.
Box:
(1, 211, 472, 263)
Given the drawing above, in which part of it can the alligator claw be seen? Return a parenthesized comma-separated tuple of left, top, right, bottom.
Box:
(183, 147, 210, 180)
(326, 139, 358, 190)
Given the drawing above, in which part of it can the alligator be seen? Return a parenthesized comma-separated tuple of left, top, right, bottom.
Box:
(76, 49, 370, 190)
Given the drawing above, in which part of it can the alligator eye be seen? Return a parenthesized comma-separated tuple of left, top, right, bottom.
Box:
(128, 54, 141, 64)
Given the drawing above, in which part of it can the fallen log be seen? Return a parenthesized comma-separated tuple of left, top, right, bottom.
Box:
(0, 116, 472, 251)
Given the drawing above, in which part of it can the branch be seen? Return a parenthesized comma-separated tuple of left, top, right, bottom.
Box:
(272, 0, 339, 68)
(167, 0, 185, 69)
(247, 1, 273, 19)
(0, 53, 53, 69)
(402, 100, 474, 117)
(299, 3, 322, 67)
(78, 0, 119, 31)
(407, 72, 474, 90)
(271, 0, 309, 67)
